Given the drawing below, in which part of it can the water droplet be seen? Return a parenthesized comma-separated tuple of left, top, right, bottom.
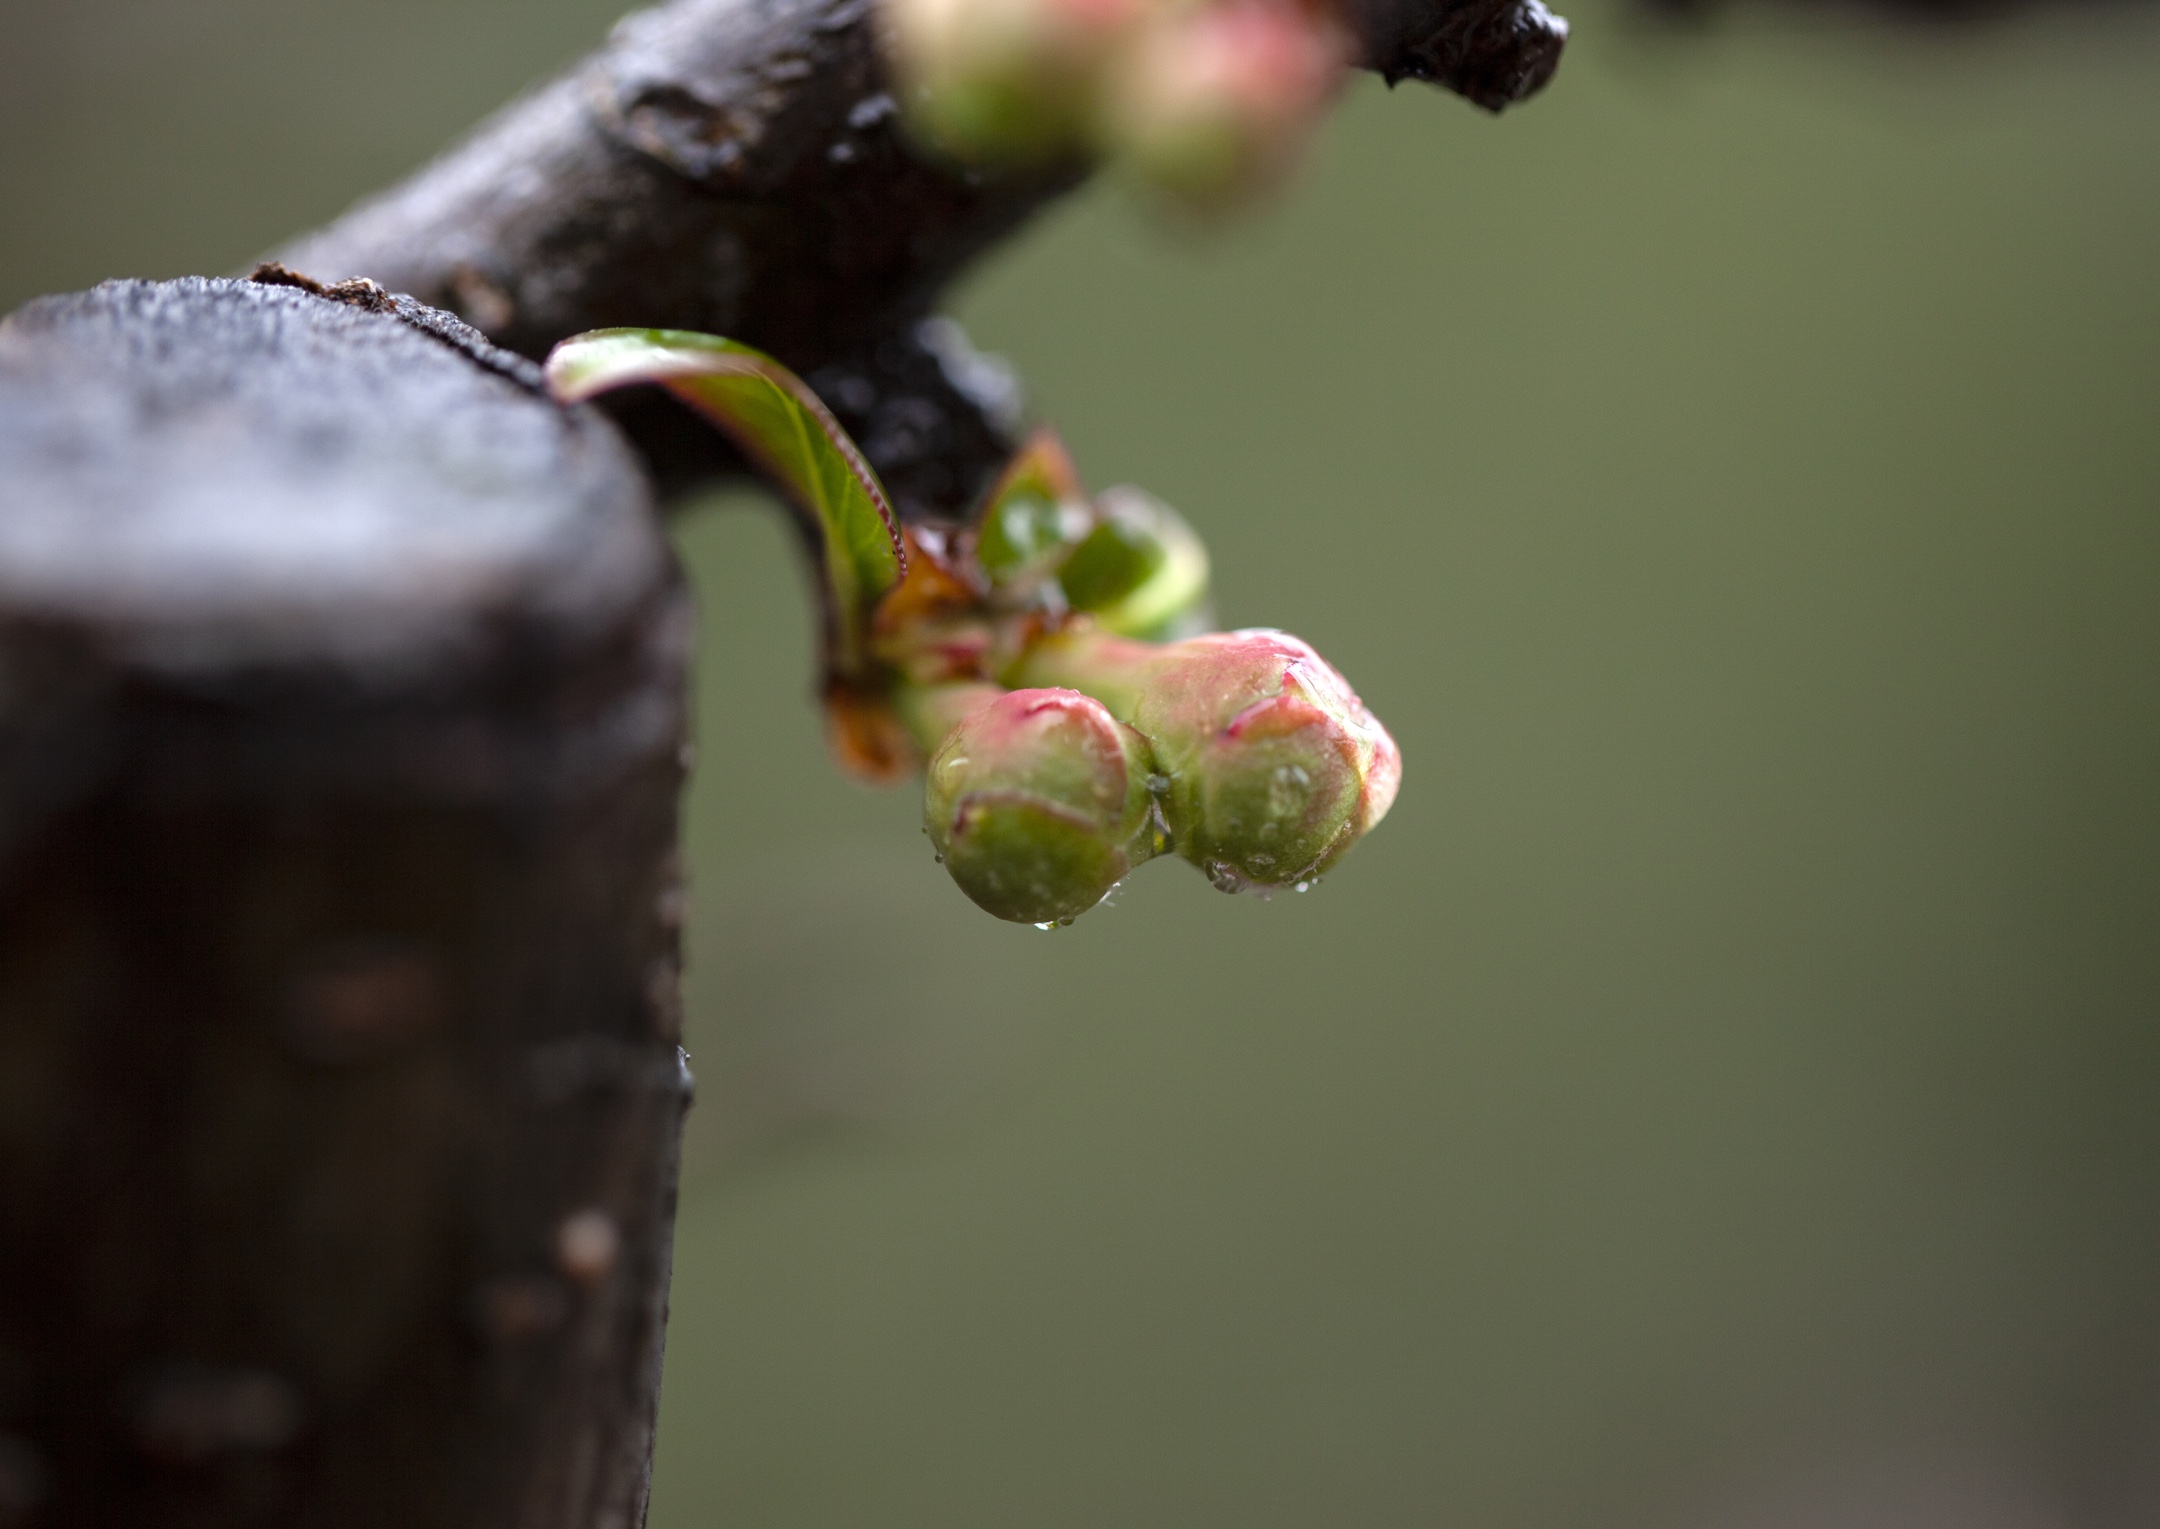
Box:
(1201, 860, 1253, 895)
(1294, 880, 1311, 893)
(847, 92, 898, 129)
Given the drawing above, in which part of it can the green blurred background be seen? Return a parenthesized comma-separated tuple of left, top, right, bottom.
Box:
(7, 0, 2159, 1521)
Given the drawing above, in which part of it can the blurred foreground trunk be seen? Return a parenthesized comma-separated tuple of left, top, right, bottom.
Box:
(0, 278, 691, 1528)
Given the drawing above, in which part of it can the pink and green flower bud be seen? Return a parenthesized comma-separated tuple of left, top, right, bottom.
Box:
(1098, 0, 1347, 209)
(1012, 627, 1399, 893)
(884, 0, 1142, 162)
(924, 687, 1165, 924)
(1139, 629, 1399, 891)
(894, 679, 1011, 758)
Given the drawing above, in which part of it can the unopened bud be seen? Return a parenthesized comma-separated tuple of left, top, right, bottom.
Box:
(885, 0, 1142, 161)
(1100, 1, 1347, 208)
(1131, 630, 1398, 891)
(1008, 626, 1401, 894)
(925, 688, 1164, 923)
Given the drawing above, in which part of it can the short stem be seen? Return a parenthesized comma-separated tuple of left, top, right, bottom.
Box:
(1002, 625, 1163, 719)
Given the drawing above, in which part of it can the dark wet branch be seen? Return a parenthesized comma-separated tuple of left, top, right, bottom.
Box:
(1348, 0, 1567, 102)
(274, 0, 1566, 519)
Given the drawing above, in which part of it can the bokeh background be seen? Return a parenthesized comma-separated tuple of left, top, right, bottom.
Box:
(6, 0, 2160, 1522)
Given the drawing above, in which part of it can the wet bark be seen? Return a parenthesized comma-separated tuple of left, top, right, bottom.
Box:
(273, 0, 1567, 519)
(0, 277, 692, 1529)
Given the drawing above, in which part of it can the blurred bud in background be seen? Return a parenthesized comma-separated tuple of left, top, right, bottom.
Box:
(885, 0, 1145, 159)
(1100, 1, 1349, 209)
(884, 0, 1349, 207)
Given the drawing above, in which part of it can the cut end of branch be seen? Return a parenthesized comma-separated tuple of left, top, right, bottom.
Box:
(1353, 0, 1568, 109)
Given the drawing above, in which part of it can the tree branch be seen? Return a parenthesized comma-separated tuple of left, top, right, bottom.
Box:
(274, 0, 1566, 517)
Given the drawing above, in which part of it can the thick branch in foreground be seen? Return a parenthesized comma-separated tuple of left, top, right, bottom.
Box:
(0, 278, 690, 1528)
(275, 0, 1564, 515)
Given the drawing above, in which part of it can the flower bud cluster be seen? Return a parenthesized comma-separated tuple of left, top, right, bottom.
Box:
(883, 0, 1349, 207)
(923, 628, 1398, 923)
(865, 434, 1397, 925)
(544, 328, 1397, 927)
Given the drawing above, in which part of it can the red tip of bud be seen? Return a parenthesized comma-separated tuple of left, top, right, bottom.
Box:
(1222, 690, 1334, 743)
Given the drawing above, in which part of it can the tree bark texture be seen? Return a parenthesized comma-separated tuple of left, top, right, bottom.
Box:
(274, 0, 1567, 517)
(0, 277, 692, 1529)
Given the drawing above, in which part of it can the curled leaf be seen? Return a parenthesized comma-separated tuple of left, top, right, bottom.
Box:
(546, 328, 905, 675)
(923, 687, 1164, 923)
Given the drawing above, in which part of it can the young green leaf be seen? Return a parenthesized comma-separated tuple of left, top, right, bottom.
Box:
(1056, 485, 1210, 640)
(969, 432, 1209, 636)
(973, 428, 1091, 584)
(546, 328, 905, 674)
